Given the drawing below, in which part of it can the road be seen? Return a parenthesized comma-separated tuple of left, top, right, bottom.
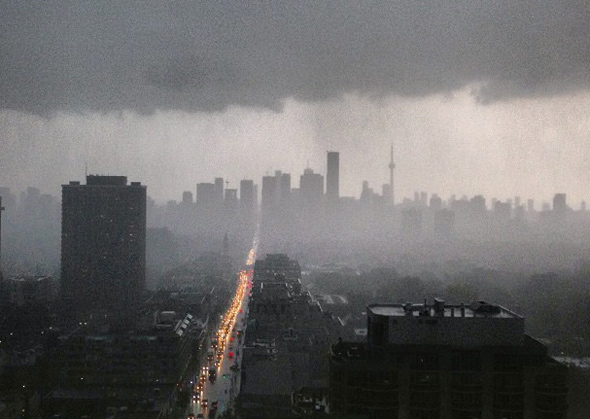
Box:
(188, 236, 257, 418)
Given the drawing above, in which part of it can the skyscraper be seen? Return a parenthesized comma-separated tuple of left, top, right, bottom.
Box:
(197, 182, 215, 209)
(326, 151, 339, 200)
(299, 168, 324, 211)
(261, 175, 277, 213)
(214, 177, 225, 207)
(60, 175, 146, 317)
(240, 179, 256, 214)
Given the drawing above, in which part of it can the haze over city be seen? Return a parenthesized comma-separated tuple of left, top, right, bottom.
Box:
(2, 2, 590, 419)
(1, 1, 590, 204)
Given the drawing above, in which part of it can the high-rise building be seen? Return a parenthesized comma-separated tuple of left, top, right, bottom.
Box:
(182, 191, 193, 205)
(299, 168, 324, 211)
(214, 177, 224, 207)
(224, 188, 238, 213)
(61, 176, 146, 317)
(330, 299, 568, 418)
(196, 182, 215, 209)
(261, 175, 277, 213)
(240, 179, 256, 214)
(279, 172, 291, 208)
(326, 151, 339, 200)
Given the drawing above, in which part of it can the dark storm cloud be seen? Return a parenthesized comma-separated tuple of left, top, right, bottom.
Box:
(1, 0, 589, 114)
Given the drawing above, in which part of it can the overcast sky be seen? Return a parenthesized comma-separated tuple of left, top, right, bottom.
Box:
(1, 1, 589, 206)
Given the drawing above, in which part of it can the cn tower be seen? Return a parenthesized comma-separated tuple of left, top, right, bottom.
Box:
(389, 144, 395, 206)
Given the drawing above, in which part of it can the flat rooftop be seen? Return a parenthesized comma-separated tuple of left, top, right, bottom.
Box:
(368, 300, 521, 319)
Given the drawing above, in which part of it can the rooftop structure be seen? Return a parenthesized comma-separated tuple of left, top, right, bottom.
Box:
(368, 299, 524, 347)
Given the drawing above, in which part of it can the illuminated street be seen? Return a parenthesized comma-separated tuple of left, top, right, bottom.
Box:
(189, 234, 257, 418)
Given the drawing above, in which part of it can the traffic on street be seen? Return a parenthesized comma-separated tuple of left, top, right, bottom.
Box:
(187, 237, 257, 419)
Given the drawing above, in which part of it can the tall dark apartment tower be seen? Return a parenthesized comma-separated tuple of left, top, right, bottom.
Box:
(326, 151, 339, 200)
(0, 197, 4, 290)
(61, 176, 146, 320)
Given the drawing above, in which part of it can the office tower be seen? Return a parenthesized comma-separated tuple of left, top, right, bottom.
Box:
(214, 177, 224, 207)
(196, 182, 215, 209)
(261, 175, 277, 212)
(471, 195, 486, 214)
(494, 200, 511, 219)
(553, 193, 567, 213)
(279, 172, 291, 207)
(326, 151, 339, 200)
(430, 194, 443, 211)
(330, 300, 568, 418)
(224, 188, 238, 213)
(299, 168, 324, 210)
(182, 191, 193, 205)
(61, 175, 146, 317)
(360, 180, 373, 206)
(240, 179, 256, 214)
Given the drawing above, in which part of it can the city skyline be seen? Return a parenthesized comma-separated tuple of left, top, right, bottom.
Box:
(2, 2, 590, 417)
(2, 1, 590, 206)
(0, 162, 585, 212)
(1, 96, 589, 206)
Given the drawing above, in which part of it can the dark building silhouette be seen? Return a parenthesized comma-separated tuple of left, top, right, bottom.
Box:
(430, 193, 443, 211)
(326, 151, 339, 201)
(279, 172, 291, 208)
(254, 254, 302, 287)
(224, 188, 238, 215)
(4, 275, 56, 306)
(240, 179, 256, 214)
(196, 182, 215, 209)
(60, 175, 146, 319)
(214, 177, 224, 207)
(300, 168, 324, 212)
(553, 193, 567, 213)
(261, 175, 278, 213)
(330, 300, 568, 419)
(182, 190, 193, 205)
(494, 200, 512, 220)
